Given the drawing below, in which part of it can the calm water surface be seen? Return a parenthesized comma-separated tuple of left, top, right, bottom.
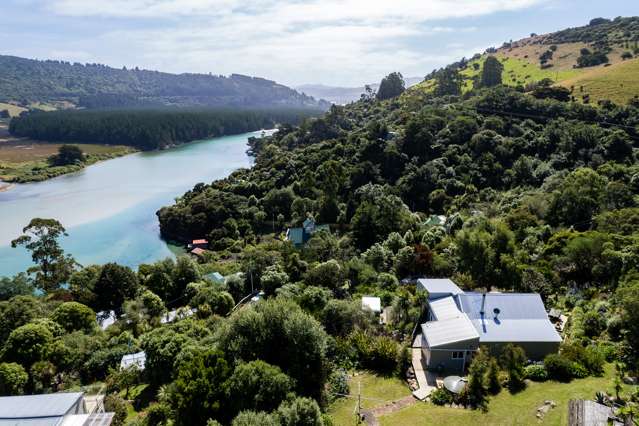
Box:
(0, 131, 260, 277)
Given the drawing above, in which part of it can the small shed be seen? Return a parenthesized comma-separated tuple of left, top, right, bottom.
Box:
(362, 296, 382, 314)
(120, 351, 146, 371)
(205, 272, 225, 284)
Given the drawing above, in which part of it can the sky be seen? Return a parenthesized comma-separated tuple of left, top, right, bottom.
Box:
(1, 0, 636, 87)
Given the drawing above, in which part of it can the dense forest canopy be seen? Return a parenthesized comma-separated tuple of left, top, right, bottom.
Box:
(8, 108, 321, 150)
(0, 55, 330, 109)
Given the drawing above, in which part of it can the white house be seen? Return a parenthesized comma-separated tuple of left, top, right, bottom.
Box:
(0, 392, 114, 425)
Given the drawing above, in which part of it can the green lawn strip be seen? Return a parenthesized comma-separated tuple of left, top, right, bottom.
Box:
(379, 364, 628, 426)
(328, 371, 411, 425)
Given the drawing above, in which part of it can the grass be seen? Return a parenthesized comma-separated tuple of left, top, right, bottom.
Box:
(559, 57, 639, 105)
(0, 102, 27, 117)
(379, 364, 632, 426)
(328, 371, 411, 426)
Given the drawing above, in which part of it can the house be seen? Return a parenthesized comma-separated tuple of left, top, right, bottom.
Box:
(419, 278, 561, 373)
(96, 311, 117, 331)
(160, 307, 196, 324)
(0, 392, 114, 425)
(285, 218, 330, 247)
(189, 239, 208, 249)
(361, 296, 382, 314)
(120, 351, 146, 370)
(190, 247, 206, 259)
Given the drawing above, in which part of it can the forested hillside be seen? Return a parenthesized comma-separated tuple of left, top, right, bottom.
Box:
(0, 55, 330, 109)
(9, 108, 319, 150)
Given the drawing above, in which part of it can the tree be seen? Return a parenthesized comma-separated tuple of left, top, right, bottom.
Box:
(0, 363, 28, 396)
(275, 397, 324, 426)
(500, 344, 526, 392)
(49, 145, 84, 166)
(548, 168, 607, 230)
(0, 295, 44, 341)
(479, 56, 503, 88)
(190, 287, 234, 317)
(172, 256, 201, 302)
(226, 360, 295, 419)
(434, 67, 462, 96)
(69, 265, 101, 307)
(51, 302, 96, 333)
(170, 349, 231, 426)
(0, 274, 34, 301)
(321, 299, 371, 337)
(11, 218, 77, 293)
(3, 323, 54, 367)
(104, 394, 128, 426)
(216, 299, 328, 400)
(232, 411, 278, 426)
(464, 350, 490, 410)
(376, 72, 405, 100)
(486, 357, 502, 395)
(93, 263, 140, 315)
(141, 327, 193, 385)
(261, 266, 289, 296)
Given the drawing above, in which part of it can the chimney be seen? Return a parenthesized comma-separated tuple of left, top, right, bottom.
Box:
(480, 292, 486, 316)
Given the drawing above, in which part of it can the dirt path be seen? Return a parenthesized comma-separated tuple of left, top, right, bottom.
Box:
(361, 395, 417, 425)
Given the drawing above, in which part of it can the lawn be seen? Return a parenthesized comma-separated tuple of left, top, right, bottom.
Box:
(379, 364, 629, 426)
(328, 372, 411, 426)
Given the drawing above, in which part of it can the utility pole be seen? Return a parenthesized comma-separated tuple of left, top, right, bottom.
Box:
(357, 380, 362, 424)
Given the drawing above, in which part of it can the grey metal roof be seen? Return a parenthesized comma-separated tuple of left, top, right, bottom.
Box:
(458, 293, 562, 343)
(421, 315, 479, 348)
(120, 351, 146, 370)
(0, 392, 83, 420)
(417, 278, 463, 298)
(428, 296, 461, 321)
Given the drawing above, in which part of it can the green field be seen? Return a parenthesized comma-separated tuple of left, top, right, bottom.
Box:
(559, 57, 639, 105)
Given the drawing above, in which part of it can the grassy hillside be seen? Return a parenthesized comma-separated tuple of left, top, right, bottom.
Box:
(405, 16, 639, 105)
(559, 57, 639, 105)
(0, 102, 27, 117)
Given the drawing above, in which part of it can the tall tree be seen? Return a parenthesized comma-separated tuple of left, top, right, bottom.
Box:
(376, 72, 405, 100)
(11, 218, 77, 293)
(479, 56, 503, 88)
(434, 67, 463, 96)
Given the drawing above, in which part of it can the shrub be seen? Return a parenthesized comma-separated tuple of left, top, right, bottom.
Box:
(524, 364, 548, 381)
(104, 394, 128, 426)
(544, 354, 574, 382)
(0, 363, 28, 396)
(327, 370, 349, 403)
(569, 362, 589, 379)
(430, 388, 453, 406)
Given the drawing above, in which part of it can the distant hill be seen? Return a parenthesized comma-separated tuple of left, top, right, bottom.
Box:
(0, 55, 330, 111)
(406, 16, 639, 106)
(296, 77, 422, 104)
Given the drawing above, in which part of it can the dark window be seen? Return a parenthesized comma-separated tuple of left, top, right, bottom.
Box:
(452, 351, 464, 359)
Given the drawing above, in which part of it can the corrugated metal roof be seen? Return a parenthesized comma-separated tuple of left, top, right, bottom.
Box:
(361, 297, 381, 313)
(0, 419, 63, 426)
(417, 278, 463, 297)
(458, 293, 561, 343)
(120, 351, 146, 370)
(421, 315, 479, 348)
(428, 296, 461, 321)
(0, 393, 83, 419)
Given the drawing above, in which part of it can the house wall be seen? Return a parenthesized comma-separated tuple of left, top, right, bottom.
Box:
(422, 337, 479, 373)
(482, 341, 561, 360)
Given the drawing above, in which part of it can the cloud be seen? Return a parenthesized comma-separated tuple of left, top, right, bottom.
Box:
(25, 0, 550, 85)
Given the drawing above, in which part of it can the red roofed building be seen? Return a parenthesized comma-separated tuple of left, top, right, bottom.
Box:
(190, 247, 206, 259)
(190, 239, 208, 249)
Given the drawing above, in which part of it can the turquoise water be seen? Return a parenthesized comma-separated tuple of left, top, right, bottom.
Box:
(0, 131, 258, 277)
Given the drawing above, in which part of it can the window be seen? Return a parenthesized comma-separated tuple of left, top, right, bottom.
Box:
(451, 351, 464, 359)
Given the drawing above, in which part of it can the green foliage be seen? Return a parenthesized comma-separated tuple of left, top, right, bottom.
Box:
(479, 56, 504, 88)
(51, 302, 96, 333)
(0, 274, 34, 301)
(276, 397, 324, 426)
(104, 394, 128, 426)
(10, 218, 77, 293)
(231, 411, 279, 426)
(464, 349, 490, 410)
(49, 145, 84, 166)
(216, 299, 328, 400)
(0, 362, 28, 396)
(543, 353, 575, 382)
(430, 387, 454, 405)
(524, 364, 548, 381)
(2, 322, 53, 367)
(376, 72, 405, 100)
(93, 263, 140, 315)
(226, 360, 295, 419)
(141, 327, 193, 385)
(499, 344, 527, 392)
(170, 349, 231, 426)
(11, 109, 320, 151)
